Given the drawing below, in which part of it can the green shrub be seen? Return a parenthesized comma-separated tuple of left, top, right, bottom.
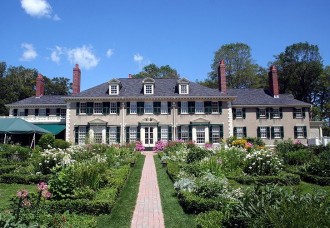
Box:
(0, 173, 50, 184)
(298, 172, 330, 186)
(186, 147, 209, 163)
(53, 139, 70, 149)
(246, 137, 265, 147)
(194, 174, 229, 198)
(38, 133, 55, 149)
(166, 160, 181, 182)
(217, 147, 246, 175)
(306, 150, 330, 177)
(182, 162, 207, 177)
(0, 165, 16, 174)
(196, 210, 225, 228)
(0, 144, 31, 162)
(230, 172, 300, 185)
(281, 149, 314, 165)
(275, 139, 306, 154)
(104, 165, 130, 189)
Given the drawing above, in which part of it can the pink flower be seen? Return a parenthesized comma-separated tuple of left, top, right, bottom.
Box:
(22, 199, 31, 207)
(17, 190, 29, 199)
(37, 182, 48, 192)
(41, 190, 52, 199)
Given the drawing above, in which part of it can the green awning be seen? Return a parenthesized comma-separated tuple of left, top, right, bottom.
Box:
(35, 124, 66, 135)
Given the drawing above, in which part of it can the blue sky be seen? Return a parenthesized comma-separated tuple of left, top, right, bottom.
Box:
(1, 0, 330, 91)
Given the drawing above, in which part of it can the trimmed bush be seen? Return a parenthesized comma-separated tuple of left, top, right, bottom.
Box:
(166, 161, 180, 182)
(196, 210, 225, 228)
(0, 173, 50, 184)
(186, 147, 209, 163)
(281, 149, 314, 165)
(229, 173, 300, 185)
(53, 139, 70, 149)
(298, 172, 330, 186)
(0, 165, 17, 174)
(38, 133, 55, 149)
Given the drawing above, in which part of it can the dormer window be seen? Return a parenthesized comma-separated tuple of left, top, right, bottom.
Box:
(143, 78, 155, 95)
(178, 78, 190, 94)
(108, 79, 121, 95)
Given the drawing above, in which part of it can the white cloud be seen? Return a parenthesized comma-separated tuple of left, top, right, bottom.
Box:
(133, 53, 143, 63)
(106, 49, 114, 58)
(50, 46, 63, 63)
(67, 46, 100, 70)
(133, 53, 150, 69)
(20, 43, 37, 61)
(21, 0, 60, 20)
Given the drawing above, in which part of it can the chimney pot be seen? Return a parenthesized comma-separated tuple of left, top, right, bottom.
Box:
(268, 65, 279, 98)
(72, 64, 81, 95)
(218, 60, 226, 94)
(36, 73, 45, 97)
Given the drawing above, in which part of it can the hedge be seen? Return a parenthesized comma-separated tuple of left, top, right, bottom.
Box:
(228, 173, 300, 185)
(0, 165, 17, 174)
(0, 173, 50, 184)
(196, 210, 225, 228)
(166, 161, 180, 182)
(298, 172, 330, 186)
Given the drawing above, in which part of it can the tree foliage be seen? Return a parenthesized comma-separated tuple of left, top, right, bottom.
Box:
(132, 64, 179, 79)
(206, 43, 266, 89)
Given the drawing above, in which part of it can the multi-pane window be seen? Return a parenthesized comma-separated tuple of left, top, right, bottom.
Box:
(109, 127, 117, 143)
(60, 109, 66, 119)
(273, 126, 281, 138)
(110, 102, 117, 114)
(236, 108, 243, 118)
(161, 102, 168, 114)
(180, 126, 189, 142)
(161, 126, 168, 141)
(180, 84, 188, 94)
(181, 101, 188, 114)
(259, 108, 266, 118)
(195, 101, 204, 114)
(110, 85, 118, 94)
(94, 102, 102, 114)
(260, 127, 268, 138)
(129, 127, 137, 143)
(93, 126, 103, 144)
(78, 126, 86, 145)
(211, 102, 219, 113)
(211, 126, 221, 143)
(196, 126, 205, 144)
(130, 102, 137, 114)
(144, 102, 153, 114)
(236, 127, 244, 139)
(38, 108, 46, 116)
(145, 84, 153, 94)
(272, 108, 280, 118)
(80, 103, 87, 114)
(296, 126, 304, 138)
(295, 108, 303, 118)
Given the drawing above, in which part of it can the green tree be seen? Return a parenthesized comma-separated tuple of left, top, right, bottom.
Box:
(132, 64, 179, 78)
(206, 42, 264, 89)
(44, 77, 72, 95)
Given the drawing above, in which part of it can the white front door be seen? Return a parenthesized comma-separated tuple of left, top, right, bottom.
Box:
(144, 126, 156, 148)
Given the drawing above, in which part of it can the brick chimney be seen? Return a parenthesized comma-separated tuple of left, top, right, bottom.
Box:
(36, 73, 45, 97)
(218, 60, 226, 94)
(268, 65, 279, 98)
(72, 64, 81, 95)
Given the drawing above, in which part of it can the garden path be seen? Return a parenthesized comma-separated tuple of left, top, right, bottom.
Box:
(131, 151, 165, 228)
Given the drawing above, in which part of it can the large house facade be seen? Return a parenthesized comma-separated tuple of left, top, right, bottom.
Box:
(6, 62, 316, 148)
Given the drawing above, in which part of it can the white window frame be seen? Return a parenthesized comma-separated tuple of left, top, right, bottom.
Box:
(211, 102, 219, 114)
(295, 108, 303, 118)
(259, 108, 266, 118)
(195, 101, 204, 114)
(110, 102, 117, 114)
(94, 102, 102, 114)
(144, 102, 153, 114)
(196, 126, 205, 144)
(272, 108, 280, 118)
(130, 102, 137, 114)
(236, 127, 244, 139)
(110, 85, 119, 95)
(273, 126, 281, 139)
(78, 126, 86, 145)
(181, 101, 188, 114)
(92, 126, 104, 144)
(181, 126, 189, 142)
(109, 126, 117, 143)
(236, 108, 243, 118)
(179, 84, 188, 94)
(260, 126, 267, 139)
(144, 84, 154, 95)
(80, 103, 87, 114)
(129, 127, 137, 143)
(38, 108, 46, 116)
(161, 102, 168, 114)
(161, 126, 168, 141)
(211, 126, 221, 143)
(296, 126, 304, 138)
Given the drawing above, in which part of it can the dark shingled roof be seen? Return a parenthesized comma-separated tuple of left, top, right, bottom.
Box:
(69, 78, 232, 98)
(7, 95, 67, 107)
(227, 89, 310, 106)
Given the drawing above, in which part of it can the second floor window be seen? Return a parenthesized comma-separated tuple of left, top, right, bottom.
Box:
(80, 103, 87, 114)
(195, 101, 204, 114)
(259, 108, 266, 118)
(236, 108, 243, 118)
(161, 102, 168, 114)
(144, 102, 153, 114)
(38, 108, 46, 116)
(110, 102, 117, 114)
(211, 102, 219, 113)
(94, 102, 102, 114)
(181, 101, 188, 114)
(294, 108, 303, 118)
(130, 102, 137, 114)
(272, 108, 280, 118)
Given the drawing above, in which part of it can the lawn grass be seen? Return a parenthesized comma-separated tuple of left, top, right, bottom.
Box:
(155, 155, 197, 228)
(0, 183, 36, 211)
(96, 153, 145, 228)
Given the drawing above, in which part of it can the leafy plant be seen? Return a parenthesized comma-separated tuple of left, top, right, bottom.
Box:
(38, 133, 55, 149)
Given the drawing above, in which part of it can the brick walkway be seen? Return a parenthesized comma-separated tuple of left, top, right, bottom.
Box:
(131, 151, 165, 228)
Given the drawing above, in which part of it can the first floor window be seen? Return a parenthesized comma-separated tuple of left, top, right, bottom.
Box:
(94, 102, 102, 114)
(181, 101, 188, 114)
(211, 126, 221, 143)
(161, 126, 168, 141)
(260, 126, 268, 139)
(80, 103, 87, 114)
(295, 126, 305, 138)
(273, 126, 281, 138)
(78, 126, 86, 145)
(195, 101, 204, 114)
(181, 126, 189, 142)
(110, 102, 117, 114)
(129, 127, 137, 143)
(236, 127, 245, 139)
(109, 127, 117, 143)
(196, 126, 205, 144)
(130, 102, 137, 114)
(161, 102, 168, 114)
(144, 102, 153, 114)
(92, 126, 103, 144)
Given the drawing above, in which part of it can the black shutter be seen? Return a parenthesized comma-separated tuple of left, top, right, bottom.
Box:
(293, 108, 297, 119)
(271, 127, 275, 139)
(168, 126, 172, 141)
(158, 126, 161, 141)
(257, 127, 261, 138)
(46, 108, 50, 116)
(35, 109, 39, 116)
(269, 108, 274, 119)
(188, 101, 195, 114)
(56, 108, 60, 116)
(233, 127, 237, 137)
(188, 125, 192, 141)
(74, 127, 79, 145)
(294, 126, 298, 139)
(86, 126, 90, 143)
(24, 109, 28, 116)
(137, 102, 144, 115)
(220, 125, 224, 138)
(279, 108, 283, 119)
(154, 102, 161, 115)
(13, 109, 17, 116)
(303, 126, 307, 138)
(256, 108, 260, 119)
(76, 102, 80, 115)
(117, 102, 120, 115)
(103, 102, 110, 115)
(137, 126, 141, 141)
(117, 126, 121, 143)
(302, 108, 306, 119)
(178, 102, 181, 114)
(243, 127, 247, 137)
(233, 108, 236, 119)
(126, 127, 130, 143)
(87, 102, 93, 115)
(168, 102, 171, 114)
(209, 125, 213, 143)
(126, 102, 130, 115)
(280, 127, 284, 138)
(267, 127, 271, 139)
(106, 127, 110, 144)
(204, 101, 212, 114)
(242, 108, 246, 119)
(218, 101, 222, 114)
(177, 126, 181, 139)
(266, 108, 271, 119)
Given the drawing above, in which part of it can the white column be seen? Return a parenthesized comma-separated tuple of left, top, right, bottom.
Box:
(65, 102, 71, 142)
(227, 101, 233, 137)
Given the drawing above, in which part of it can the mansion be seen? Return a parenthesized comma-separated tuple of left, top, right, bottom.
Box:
(6, 61, 319, 148)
